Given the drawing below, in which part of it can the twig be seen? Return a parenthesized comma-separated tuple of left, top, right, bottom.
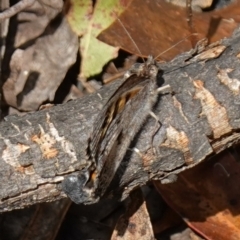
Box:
(0, 0, 36, 21)
(186, 0, 199, 47)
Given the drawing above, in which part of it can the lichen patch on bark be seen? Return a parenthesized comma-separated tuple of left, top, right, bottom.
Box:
(31, 125, 58, 159)
(193, 80, 232, 139)
(217, 68, 240, 95)
(161, 125, 193, 164)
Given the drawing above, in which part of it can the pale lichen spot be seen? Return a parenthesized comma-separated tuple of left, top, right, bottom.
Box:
(2, 139, 30, 168)
(161, 125, 193, 164)
(24, 133, 29, 141)
(18, 143, 30, 153)
(97, 93, 103, 100)
(194, 45, 226, 61)
(11, 123, 21, 133)
(193, 80, 232, 138)
(26, 119, 32, 125)
(45, 113, 77, 163)
(24, 165, 35, 175)
(217, 67, 240, 95)
(172, 96, 189, 123)
(236, 52, 240, 59)
(23, 70, 29, 76)
(31, 126, 58, 159)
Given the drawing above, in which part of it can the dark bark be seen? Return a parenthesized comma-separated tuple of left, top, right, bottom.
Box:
(1, 27, 240, 212)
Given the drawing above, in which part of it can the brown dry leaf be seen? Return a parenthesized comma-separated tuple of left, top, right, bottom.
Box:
(152, 204, 183, 235)
(111, 189, 155, 240)
(98, 0, 240, 61)
(2, 16, 78, 111)
(0, 199, 71, 240)
(14, 0, 63, 47)
(155, 149, 240, 240)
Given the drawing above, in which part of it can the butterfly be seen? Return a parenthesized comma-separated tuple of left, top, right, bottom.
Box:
(61, 56, 171, 204)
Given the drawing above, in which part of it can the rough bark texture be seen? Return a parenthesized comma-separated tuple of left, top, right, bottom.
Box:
(1, 27, 240, 212)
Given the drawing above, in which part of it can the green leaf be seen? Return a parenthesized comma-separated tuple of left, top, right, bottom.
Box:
(80, 36, 118, 78)
(66, 0, 93, 36)
(66, 0, 132, 78)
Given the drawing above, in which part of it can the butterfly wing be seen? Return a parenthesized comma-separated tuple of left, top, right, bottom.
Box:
(95, 74, 158, 198)
(89, 73, 149, 165)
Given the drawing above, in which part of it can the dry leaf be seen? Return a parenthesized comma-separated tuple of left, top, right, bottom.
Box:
(99, 0, 240, 61)
(155, 149, 240, 240)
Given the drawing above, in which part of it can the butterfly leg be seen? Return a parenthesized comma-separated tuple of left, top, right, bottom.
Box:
(156, 84, 172, 94)
(149, 84, 172, 153)
(149, 111, 162, 155)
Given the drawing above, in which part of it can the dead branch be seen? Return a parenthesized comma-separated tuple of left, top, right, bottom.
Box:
(1, 27, 240, 211)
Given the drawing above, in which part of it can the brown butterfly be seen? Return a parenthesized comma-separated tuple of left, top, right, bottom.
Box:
(61, 55, 172, 204)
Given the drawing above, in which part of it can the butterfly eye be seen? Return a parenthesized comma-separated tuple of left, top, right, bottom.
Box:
(149, 65, 158, 77)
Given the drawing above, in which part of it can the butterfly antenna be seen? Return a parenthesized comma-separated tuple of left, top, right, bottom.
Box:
(154, 33, 198, 61)
(116, 16, 145, 62)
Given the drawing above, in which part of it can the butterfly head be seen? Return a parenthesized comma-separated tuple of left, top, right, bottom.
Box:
(124, 55, 158, 79)
(138, 55, 158, 78)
